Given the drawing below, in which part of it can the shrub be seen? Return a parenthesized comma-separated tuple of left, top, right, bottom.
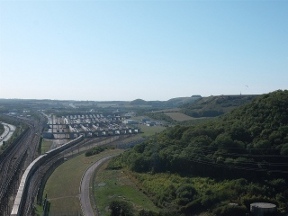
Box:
(109, 200, 134, 216)
(213, 205, 247, 216)
(85, 146, 105, 157)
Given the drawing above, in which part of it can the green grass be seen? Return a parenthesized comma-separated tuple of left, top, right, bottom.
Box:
(34, 204, 43, 215)
(43, 149, 123, 215)
(138, 124, 166, 137)
(129, 115, 167, 137)
(94, 164, 160, 215)
(164, 112, 195, 121)
(41, 139, 53, 154)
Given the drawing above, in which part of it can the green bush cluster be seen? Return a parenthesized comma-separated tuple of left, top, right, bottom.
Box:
(85, 146, 106, 157)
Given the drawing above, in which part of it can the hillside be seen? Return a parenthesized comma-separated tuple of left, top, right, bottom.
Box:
(144, 95, 257, 125)
(125, 90, 288, 177)
(111, 90, 288, 215)
(180, 94, 258, 117)
(130, 95, 201, 109)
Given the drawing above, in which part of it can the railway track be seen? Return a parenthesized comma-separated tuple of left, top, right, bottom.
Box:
(19, 137, 87, 215)
(0, 128, 32, 215)
(0, 115, 46, 215)
(19, 135, 128, 215)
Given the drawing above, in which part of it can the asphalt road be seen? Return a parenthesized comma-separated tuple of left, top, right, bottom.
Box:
(79, 155, 116, 216)
(0, 122, 16, 146)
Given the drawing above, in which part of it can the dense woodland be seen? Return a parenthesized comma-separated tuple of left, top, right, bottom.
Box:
(109, 90, 288, 215)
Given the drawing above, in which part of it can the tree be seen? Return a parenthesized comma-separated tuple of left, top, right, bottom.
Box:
(176, 184, 197, 206)
(109, 200, 134, 216)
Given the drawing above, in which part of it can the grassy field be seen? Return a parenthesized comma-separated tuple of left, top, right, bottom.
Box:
(164, 112, 195, 121)
(129, 116, 167, 137)
(138, 124, 166, 137)
(94, 164, 160, 215)
(42, 149, 123, 216)
(41, 139, 53, 154)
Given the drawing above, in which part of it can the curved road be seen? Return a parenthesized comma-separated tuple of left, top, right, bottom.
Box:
(0, 122, 16, 146)
(79, 155, 117, 216)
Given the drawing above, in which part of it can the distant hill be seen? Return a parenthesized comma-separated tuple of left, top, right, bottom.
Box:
(180, 94, 258, 117)
(130, 99, 147, 105)
(130, 95, 202, 108)
(165, 95, 201, 107)
(142, 95, 257, 124)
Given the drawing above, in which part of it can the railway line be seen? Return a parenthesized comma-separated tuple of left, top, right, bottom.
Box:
(0, 114, 46, 216)
(13, 135, 130, 215)
(1, 111, 133, 215)
(0, 128, 32, 215)
(11, 135, 85, 215)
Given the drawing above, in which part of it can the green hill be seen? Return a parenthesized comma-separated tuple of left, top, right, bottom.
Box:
(180, 94, 258, 117)
(124, 90, 288, 177)
(130, 99, 147, 105)
(130, 95, 202, 109)
(111, 90, 288, 215)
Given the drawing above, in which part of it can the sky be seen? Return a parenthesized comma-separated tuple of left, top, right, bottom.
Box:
(0, 0, 287, 101)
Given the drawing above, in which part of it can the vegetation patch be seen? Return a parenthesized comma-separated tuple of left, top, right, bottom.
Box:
(146, 112, 175, 124)
(0, 123, 4, 135)
(40, 139, 53, 154)
(138, 125, 166, 137)
(110, 90, 288, 215)
(107, 170, 286, 215)
(180, 94, 257, 118)
(42, 149, 123, 215)
(85, 146, 106, 156)
(94, 162, 160, 216)
(164, 112, 195, 122)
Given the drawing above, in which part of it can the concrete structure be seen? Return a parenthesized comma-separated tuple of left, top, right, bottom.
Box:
(250, 202, 277, 216)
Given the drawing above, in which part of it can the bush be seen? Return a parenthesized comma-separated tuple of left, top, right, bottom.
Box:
(176, 184, 197, 206)
(107, 157, 123, 170)
(85, 146, 105, 157)
(109, 200, 134, 216)
(213, 204, 247, 216)
(138, 209, 158, 216)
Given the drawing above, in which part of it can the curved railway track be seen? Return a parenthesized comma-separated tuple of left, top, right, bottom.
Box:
(16, 137, 87, 215)
(18, 135, 129, 215)
(0, 115, 46, 216)
(0, 123, 14, 143)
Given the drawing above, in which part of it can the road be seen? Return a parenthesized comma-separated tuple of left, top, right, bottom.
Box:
(0, 122, 16, 146)
(79, 155, 117, 216)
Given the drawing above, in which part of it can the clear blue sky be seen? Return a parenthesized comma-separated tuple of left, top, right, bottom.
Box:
(0, 0, 287, 101)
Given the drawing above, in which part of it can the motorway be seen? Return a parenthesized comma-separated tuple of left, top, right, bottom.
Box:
(79, 155, 118, 216)
(0, 122, 16, 146)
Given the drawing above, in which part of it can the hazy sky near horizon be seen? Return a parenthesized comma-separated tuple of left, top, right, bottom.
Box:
(0, 0, 287, 101)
